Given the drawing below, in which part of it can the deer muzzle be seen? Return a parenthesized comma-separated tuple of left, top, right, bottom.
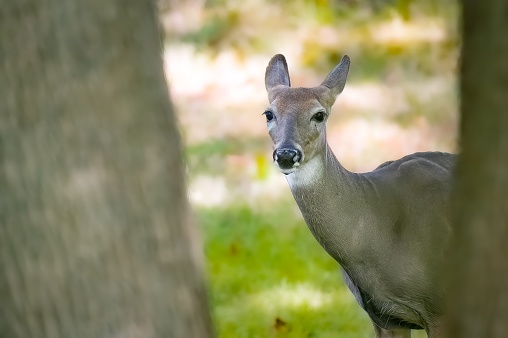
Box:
(273, 147, 302, 174)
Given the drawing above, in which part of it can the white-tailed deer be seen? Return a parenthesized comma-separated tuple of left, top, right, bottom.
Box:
(263, 54, 455, 338)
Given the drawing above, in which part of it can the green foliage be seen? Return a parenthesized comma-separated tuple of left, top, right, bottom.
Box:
(179, 0, 457, 58)
(183, 10, 242, 52)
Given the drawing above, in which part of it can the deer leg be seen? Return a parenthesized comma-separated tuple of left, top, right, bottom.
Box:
(373, 324, 411, 338)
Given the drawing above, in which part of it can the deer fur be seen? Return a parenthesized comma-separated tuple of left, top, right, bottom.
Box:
(263, 54, 455, 338)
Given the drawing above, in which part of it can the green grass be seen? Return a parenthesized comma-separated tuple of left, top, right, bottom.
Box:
(197, 203, 374, 337)
(196, 202, 429, 337)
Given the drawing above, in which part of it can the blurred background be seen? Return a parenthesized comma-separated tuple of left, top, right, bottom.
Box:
(160, 0, 458, 336)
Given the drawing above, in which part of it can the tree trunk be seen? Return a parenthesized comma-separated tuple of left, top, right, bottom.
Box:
(447, 0, 508, 336)
(0, 1, 213, 337)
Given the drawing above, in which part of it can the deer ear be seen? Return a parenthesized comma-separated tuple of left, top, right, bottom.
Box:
(265, 54, 291, 103)
(319, 55, 350, 105)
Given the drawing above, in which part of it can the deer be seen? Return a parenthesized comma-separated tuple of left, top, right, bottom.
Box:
(263, 54, 455, 338)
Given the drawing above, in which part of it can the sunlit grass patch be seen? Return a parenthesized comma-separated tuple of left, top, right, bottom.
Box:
(197, 205, 373, 337)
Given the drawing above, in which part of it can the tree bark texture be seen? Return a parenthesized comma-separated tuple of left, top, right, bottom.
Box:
(0, 1, 212, 337)
(447, 0, 508, 336)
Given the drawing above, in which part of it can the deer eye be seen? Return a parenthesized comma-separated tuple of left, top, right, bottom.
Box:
(263, 110, 274, 122)
(312, 111, 325, 123)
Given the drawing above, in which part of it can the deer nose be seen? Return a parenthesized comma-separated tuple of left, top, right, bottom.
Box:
(273, 148, 302, 169)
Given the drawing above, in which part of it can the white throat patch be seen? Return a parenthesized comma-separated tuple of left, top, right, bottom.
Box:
(286, 156, 324, 187)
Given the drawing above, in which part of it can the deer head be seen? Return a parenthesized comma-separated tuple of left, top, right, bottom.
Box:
(264, 54, 350, 174)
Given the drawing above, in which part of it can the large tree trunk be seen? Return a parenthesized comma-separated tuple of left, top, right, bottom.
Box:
(446, 0, 508, 336)
(0, 1, 212, 337)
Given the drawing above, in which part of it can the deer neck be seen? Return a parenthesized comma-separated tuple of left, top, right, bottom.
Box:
(286, 143, 370, 265)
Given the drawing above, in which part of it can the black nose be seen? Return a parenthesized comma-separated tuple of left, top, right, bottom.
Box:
(273, 148, 302, 169)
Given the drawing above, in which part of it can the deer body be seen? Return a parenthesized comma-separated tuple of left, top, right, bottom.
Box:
(264, 55, 455, 338)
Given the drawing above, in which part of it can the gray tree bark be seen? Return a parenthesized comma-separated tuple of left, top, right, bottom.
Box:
(446, 0, 508, 336)
(0, 1, 213, 337)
